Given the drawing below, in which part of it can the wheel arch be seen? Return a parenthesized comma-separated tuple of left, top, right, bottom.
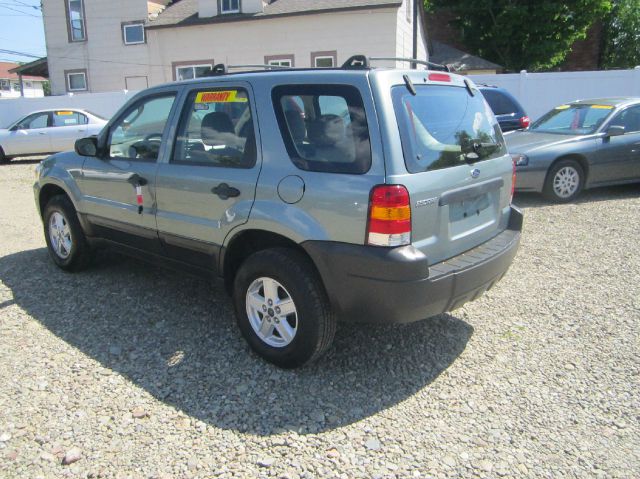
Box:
(547, 154, 590, 185)
(39, 183, 72, 218)
(220, 229, 319, 295)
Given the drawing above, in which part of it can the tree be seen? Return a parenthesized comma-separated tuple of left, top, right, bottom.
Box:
(601, 0, 640, 69)
(427, 1, 612, 72)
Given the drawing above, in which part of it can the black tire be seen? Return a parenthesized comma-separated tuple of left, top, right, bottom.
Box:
(0, 146, 9, 164)
(43, 195, 93, 271)
(542, 159, 585, 203)
(233, 248, 336, 369)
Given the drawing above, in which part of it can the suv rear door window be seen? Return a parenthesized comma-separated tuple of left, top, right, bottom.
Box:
(172, 88, 256, 168)
(272, 84, 371, 174)
(392, 85, 507, 173)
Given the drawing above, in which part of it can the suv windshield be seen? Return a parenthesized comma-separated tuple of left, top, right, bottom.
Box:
(530, 104, 614, 135)
(392, 84, 506, 173)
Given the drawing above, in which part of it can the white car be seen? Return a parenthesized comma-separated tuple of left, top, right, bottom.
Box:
(0, 109, 107, 163)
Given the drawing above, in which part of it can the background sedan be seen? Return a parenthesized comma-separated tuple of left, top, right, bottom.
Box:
(506, 97, 640, 202)
(0, 109, 107, 163)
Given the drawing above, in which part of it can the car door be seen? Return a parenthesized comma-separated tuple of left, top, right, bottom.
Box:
(5, 112, 52, 155)
(154, 83, 261, 270)
(49, 110, 90, 152)
(596, 105, 640, 182)
(77, 90, 179, 253)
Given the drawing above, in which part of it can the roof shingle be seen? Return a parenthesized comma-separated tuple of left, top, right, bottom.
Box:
(148, 0, 402, 28)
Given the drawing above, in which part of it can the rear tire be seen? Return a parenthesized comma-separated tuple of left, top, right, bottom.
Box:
(543, 159, 584, 202)
(43, 195, 93, 271)
(233, 248, 336, 369)
(0, 146, 9, 164)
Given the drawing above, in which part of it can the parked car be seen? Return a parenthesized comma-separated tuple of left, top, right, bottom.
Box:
(478, 85, 530, 132)
(33, 59, 522, 368)
(0, 109, 107, 163)
(506, 97, 640, 202)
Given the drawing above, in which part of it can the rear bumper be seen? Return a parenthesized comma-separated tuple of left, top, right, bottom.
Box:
(303, 206, 523, 324)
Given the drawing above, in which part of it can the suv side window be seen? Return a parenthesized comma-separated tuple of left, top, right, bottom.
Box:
(108, 94, 176, 161)
(172, 88, 257, 168)
(610, 105, 640, 134)
(272, 84, 371, 174)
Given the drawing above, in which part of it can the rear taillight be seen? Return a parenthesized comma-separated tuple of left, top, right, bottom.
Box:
(519, 116, 531, 129)
(511, 159, 517, 203)
(366, 185, 411, 247)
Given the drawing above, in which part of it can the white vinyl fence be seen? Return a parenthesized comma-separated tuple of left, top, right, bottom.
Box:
(0, 90, 138, 128)
(470, 67, 640, 121)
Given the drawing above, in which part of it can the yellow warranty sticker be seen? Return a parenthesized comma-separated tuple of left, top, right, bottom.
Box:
(590, 104, 613, 109)
(555, 105, 570, 110)
(195, 90, 247, 103)
(56, 111, 74, 115)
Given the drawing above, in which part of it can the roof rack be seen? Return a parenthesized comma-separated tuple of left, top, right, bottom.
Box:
(227, 64, 289, 70)
(341, 55, 450, 72)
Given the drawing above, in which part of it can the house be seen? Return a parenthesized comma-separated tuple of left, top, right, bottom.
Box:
(42, 0, 428, 95)
(0, 62, 47, 99)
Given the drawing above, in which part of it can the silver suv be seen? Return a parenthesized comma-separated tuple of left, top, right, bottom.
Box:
(34, 58, 523, 368)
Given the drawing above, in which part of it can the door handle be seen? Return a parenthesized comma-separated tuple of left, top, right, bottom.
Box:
(38, 132, 47, 135)
(126, 173, 147, 186)
(212, 183, 240, 200)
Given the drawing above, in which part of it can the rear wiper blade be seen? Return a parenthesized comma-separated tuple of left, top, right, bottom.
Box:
(460, 138, 500, 161)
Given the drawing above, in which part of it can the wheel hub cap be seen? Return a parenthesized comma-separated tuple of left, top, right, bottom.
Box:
(246, 277, 298, 348)
(48, 212, 72, 260)
(553, 166, 579, 198)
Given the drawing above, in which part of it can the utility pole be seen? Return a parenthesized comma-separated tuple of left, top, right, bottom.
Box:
(412, 0, 419, 68)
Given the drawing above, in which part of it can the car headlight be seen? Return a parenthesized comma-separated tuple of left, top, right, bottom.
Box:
(511, 153, 529, 166)
(34, 161, 43, 179)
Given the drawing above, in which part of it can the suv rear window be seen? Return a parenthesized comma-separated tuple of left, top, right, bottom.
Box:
(272, 84, 371, 174)
(392, 85, 507, 174)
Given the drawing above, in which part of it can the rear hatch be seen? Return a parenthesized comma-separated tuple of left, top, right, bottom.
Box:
(372, 71, 514, 264)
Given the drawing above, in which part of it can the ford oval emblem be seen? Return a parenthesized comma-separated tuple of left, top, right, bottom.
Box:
(471, 168, 481, 178)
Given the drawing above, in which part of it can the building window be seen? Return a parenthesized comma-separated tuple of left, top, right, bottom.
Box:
(221, 0, 240, 13)
(67, 0, 86, 42)
(66, 70, 87, 91)
(0, 80, 10, 91)
(265, 55, 294, 68)
(123, 22, 145, 45)
(174, 64, 214, 81)
(311, 51, 337, 68)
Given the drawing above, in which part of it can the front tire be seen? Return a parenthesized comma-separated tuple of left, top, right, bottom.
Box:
(233, 248, 336, 369)
(43, 195, 93, 271)
(543, 159, 584, 202)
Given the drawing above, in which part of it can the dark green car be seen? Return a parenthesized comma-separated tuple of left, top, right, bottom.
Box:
(506, 97, 640, 202)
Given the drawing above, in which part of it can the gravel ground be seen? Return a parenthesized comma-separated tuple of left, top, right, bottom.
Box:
(0, 158, 638, 478)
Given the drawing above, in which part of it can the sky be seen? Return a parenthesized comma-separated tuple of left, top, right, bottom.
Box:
(0, 0, 47, 64)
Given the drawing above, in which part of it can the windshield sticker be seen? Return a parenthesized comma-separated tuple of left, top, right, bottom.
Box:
(195, 90, 247, 104)
(56, 111, 74, 115)
(555, 105, 570, 110)
(590, 105, 614, 109)
(194, 103, 209, 111)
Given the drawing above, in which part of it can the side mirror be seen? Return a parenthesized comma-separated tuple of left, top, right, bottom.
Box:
(606, 125, 625, 137)
(75, 136, 99, 157)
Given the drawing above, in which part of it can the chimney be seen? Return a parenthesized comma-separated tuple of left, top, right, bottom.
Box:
(199, 0, 218, 18)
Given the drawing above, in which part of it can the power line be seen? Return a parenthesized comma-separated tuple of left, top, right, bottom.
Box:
(0, 4, 39, 17)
